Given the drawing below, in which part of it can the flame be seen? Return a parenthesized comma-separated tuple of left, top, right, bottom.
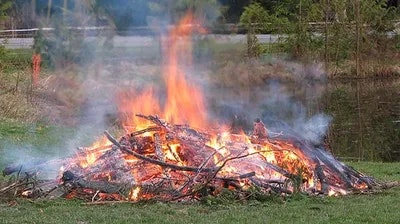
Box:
(117, 12, 208, 131)
(78, 136, 112, 168)
(118, 88, 162, 132)
(163, 12, 207, 129)
(128, 187, 141, 201)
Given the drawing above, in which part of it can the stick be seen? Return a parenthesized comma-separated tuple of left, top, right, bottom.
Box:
(315, 162, 329, 194)
(129, 126, 161, 137)
(250, 177, 292, 194)
(82, 201, 140, 205)
(104, 130, 219, 173)
(136, 114, 169, 129)
(215, 172, 256, 182)
(154, 133, 164, 162)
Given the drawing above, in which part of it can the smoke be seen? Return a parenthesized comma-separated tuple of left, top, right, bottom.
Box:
(207, 60, 331, 145)
(1, 2, 332, 178)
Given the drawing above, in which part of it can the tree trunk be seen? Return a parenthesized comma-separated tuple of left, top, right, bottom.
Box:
(47, 0, 52, 24)
(63, 0, 67, 23)
(355, 0, 361, 77)
(31, 0, 36, 21)
(324, 0, 330, 71)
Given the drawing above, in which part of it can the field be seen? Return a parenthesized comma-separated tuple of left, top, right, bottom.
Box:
(1, 45, 400, 224)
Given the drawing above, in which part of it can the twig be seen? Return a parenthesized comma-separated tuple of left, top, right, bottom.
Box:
(104, 130, 219, 173)
(82, 201, 140, 205)
(92, 190, 100, 202)
(215, 172, 256, 182)
(0, 181, 35, 194)
(249, 177, 292, 194)
(136, 114, 169, 129)
(129, 126, 161, 137)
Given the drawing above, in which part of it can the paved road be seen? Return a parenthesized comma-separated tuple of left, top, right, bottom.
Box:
(1, 34, 281, 49)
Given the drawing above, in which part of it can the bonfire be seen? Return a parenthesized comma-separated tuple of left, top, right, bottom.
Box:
(0, 13, 394, 204)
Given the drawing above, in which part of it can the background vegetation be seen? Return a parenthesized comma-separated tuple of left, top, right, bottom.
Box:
(0, 1, 399, 75)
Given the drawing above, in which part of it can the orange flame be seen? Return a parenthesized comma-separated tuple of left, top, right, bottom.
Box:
(78, 136, 112, 168)
(117, 12, 208, 131)
(128, 187, 141, 201)
(118, 88, 162, 132)
(163, 12, 207, 129)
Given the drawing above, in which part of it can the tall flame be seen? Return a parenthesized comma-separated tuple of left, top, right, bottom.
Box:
(163, 12, 207, 128)
(117, 12, 208, 131)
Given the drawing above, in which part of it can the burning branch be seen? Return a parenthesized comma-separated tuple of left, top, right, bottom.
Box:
(104, 130, 219, 173)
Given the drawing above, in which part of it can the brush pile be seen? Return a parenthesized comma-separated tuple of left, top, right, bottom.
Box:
(2, 114, 389, 203)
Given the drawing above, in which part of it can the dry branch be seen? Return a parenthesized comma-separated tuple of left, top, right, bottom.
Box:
(104, 130, 219, 173)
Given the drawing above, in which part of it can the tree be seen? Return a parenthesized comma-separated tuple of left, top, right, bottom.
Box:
(240, 2, 269, 58)
(0, 0, 12, 21)
(148, 0, 221, 26)
(94, 0, 149, 30)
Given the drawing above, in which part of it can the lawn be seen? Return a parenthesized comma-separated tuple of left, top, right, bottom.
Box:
(0, 163, 399, 224)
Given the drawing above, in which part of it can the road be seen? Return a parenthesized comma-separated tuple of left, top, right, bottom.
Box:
(0, 34, 281, 49)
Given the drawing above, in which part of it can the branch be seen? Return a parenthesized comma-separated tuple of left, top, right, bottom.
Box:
(104, 130, 219, 173)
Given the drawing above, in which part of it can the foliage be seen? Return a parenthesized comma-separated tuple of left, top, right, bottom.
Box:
(36, 20, 96, 69)
(240, 2, 269, 58)
(147, 0, 221, 26)
(0, 49, 32, 74)
(236, 0, 400, 70)
(0, 40, 7, 67)
(0, 0, 12, 21)
(240, 2, 269, 31)
(94, 0, 149, 30)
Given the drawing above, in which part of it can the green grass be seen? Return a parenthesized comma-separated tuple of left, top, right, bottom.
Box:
(0, 49, 33, 74)
(0, 175, 399, 224)
(0, 119, 77, 168)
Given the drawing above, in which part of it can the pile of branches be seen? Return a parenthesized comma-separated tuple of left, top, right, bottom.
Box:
(2, 114, 397, 204)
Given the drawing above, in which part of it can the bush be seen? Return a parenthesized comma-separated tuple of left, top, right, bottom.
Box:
(34, 23, 96, 69)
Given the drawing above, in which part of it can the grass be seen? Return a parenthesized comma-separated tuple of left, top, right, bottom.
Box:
(0, 165, 399, 224)
(0, 119, 77, 169)
(0, 49, 32, 74)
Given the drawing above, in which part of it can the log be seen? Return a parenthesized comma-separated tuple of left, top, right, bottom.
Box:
(154, 133, 164, 162)
(62, 171, 132, 194)
(315, 162, 329, 194)
(250, 177, 292, 194)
